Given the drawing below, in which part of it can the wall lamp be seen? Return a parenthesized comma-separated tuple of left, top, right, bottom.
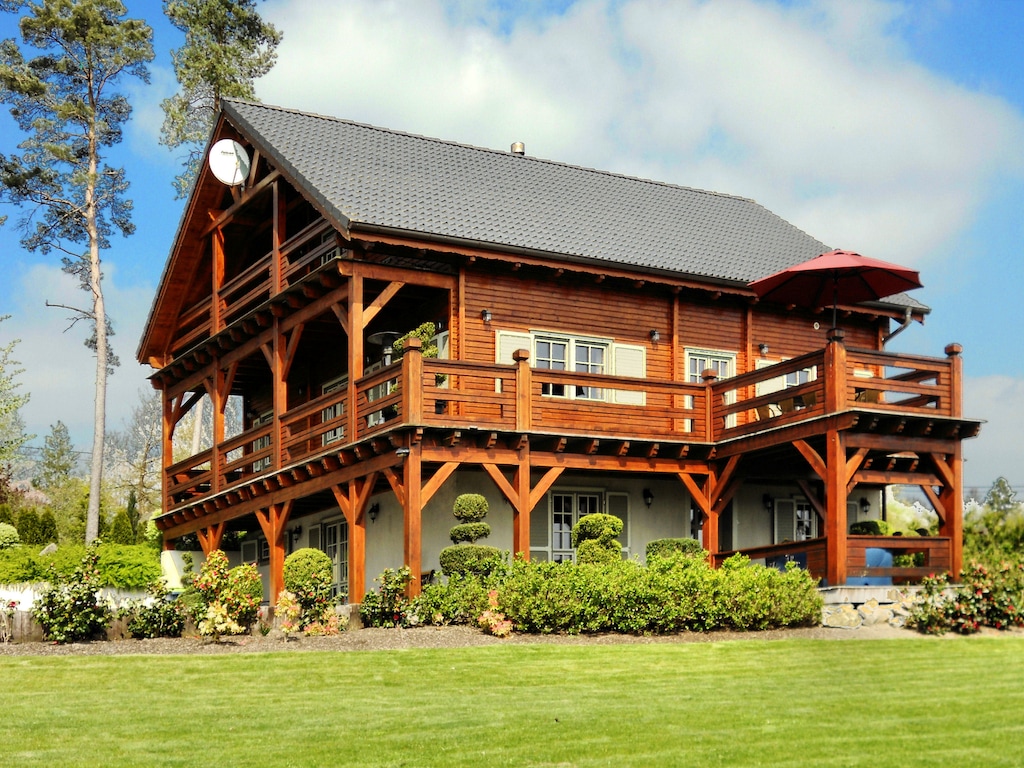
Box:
(481, 309, 492, 323)
(763, 493, 774, 511)
(649, 329, 660, 343)
(860, 497, 871, 515)
(291, 525, 302, 542)
(395, 447, 411, 459)
(643, 488, 654, 508)
(758, 343, 769, 356)
(368, 503, 380, 523)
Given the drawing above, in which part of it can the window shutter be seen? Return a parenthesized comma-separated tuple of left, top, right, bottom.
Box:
(308, 525, 321, 551)
(774, 499, 795, 543)
(496, 331, 532, 393)
(755, 359, 786, 397)
(606, 492, 630, 554)
(530, 502, 549, 550)
(611, 343, 646, 405)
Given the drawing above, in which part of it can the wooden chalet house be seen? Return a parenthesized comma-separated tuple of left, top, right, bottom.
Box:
(139, 100, 981, 603)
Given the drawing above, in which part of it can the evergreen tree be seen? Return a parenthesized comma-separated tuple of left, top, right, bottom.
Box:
(984, 477, 1019, 516)
(161, 0, 281, 197)
(35, 421, 77, 490)
(0, 0, 153, 543)
(0, 315, 32, 468)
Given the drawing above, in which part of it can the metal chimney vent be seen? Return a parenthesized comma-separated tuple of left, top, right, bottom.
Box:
(511, 142, 525, 156)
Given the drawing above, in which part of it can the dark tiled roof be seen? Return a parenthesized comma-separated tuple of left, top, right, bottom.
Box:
(221, 99, 921, 308)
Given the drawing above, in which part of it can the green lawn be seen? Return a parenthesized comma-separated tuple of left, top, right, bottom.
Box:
(2, 636, 1022, 767)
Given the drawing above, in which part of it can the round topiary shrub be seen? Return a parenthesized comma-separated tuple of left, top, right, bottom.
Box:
(452, 493, 489, 523)
(284, 547, 336, 613)
(849, 519, 892, 535)
(450, 522, 491, 544)
(646, 537, 707, 561)
(0, 522, 20, 550)
(577, 537, 622, 565)
(571, 513, 623, 548)
(439, 544, 501, 577)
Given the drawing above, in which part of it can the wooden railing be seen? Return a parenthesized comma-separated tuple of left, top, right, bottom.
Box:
(164, 338, 963, 510)
(713, 535, 951, 584)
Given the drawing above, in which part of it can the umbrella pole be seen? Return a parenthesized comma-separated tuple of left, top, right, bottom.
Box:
(832, 274, 838, 331)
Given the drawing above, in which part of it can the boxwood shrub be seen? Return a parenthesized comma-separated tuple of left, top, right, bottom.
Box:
(849, 519, 891, 535)
(646, 537, 706, 561)
(0, 543, 160, 588)
(439, 544, 502, 576)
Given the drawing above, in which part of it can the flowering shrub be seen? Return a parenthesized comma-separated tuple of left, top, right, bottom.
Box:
(275, 590, 303, 636)
(909, 561, 1024, 635)
(119, 580, 184, 639)
(1, 599, 17, 643)
(32, 546, 110, 643)
(184, 550, 263, 639)
(477, 590, 513, 637)
(360, 566, 414, 627)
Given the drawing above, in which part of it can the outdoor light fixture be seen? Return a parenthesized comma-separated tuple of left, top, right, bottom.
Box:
(395, 447, 411, 458)
(649, 329, 660, 343)
(763, 493, 774, 511)
(643, 488, 654, 508)
(291, 525, 302, 541)
(368, 503, 380, 523)
(481, 309, 492, 323)
(759, 343, 769, 356)
(860, 497, 871, 514)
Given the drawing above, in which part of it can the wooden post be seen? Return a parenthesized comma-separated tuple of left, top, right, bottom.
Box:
(211, 227, 225, 334)
(702, 369, 718, 441)
(403, 444, 423, 597)
(403, 337, 423, 424)
(824, 428, 848, 586)
(348, 271, 363, 442)
(161, 390, 174, 522)
(272, 318, 286, 469)
(256, 502, 291, 604)
(513, 445, 532, 558)
(514, 348, 532, 431)
(944, 343, 964, 574)
(823, 329, 847, 413)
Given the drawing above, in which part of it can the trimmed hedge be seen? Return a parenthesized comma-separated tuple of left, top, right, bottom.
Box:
(850, 519, 892, 535)
(439, 544, 502, 576)
(452, 493, 489, 523)
(646, 537, 706, 561)
(0, 543, 160, 588)
(449, 522, 491, 544)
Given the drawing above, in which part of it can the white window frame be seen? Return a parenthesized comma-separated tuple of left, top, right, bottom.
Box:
(529, 488, 631, 562)
(250, 411, 272, 473)
(320, 517, 349, 599)
(321, 374, 348, 446)
(496, 330, 646, 404)
(686, 348, 737, 427)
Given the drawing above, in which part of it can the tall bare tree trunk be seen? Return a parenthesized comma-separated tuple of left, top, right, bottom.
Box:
(85, 129, 106, 544)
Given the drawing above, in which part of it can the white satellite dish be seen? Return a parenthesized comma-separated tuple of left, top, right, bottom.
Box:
(208, 139, 251, 187)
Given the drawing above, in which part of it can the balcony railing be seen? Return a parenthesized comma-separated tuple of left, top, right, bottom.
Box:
(164, 339, 963, 511)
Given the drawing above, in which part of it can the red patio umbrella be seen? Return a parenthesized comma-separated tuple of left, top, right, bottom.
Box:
(748, 249, 922, 331)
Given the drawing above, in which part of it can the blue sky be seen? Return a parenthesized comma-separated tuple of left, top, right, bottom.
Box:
(1, 0, 1022, 497)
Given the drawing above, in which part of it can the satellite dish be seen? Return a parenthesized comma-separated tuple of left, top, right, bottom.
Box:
(208, 139, 251, 187)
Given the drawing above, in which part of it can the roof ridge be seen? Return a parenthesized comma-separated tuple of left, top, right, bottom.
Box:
(222, 97, 757, 206)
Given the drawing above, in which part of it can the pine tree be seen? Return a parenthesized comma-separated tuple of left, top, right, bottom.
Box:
(161, 0, 281, 197)
(35, 421, 77, 491)
(0, 0, 153, 543)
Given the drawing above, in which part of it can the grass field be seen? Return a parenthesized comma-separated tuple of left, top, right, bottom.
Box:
(2, 636, 1023, 767)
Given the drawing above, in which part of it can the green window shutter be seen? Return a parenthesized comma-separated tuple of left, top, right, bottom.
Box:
(530, 502, 549, 550)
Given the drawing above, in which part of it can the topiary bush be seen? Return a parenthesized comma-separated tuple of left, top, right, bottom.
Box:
(646, 537, 706, 561)
(439, 544, 502, 577)
(850, 519, 892, 535)
(449, 522, 491, 544)
(283, 547, 338, 630)
(440, 494, 496, 576)
(572, 513, 623, 565)
(0, 522, 20, 550)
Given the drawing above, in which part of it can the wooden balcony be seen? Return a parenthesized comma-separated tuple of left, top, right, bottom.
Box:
(163, 338, 974, 514)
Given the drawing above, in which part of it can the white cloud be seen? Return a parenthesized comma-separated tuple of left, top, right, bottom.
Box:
(5, 263, 155, 452)
(962, 375, 1024, 494)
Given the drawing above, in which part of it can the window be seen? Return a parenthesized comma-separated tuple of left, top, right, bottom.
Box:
(250, 411, 272, 473)
(529, 489, 631, 562)
(321, 519, 349, 599)
(686, 349, 735, 383)
(775, 498, 818, 543)
(497, 330, 643, 402)
(321, 375, 347, 445)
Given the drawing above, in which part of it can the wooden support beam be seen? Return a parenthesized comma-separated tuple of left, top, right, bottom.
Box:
(255, 501, 292, 603)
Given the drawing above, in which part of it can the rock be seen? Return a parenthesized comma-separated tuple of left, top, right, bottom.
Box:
(822, 604, 863, 629)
